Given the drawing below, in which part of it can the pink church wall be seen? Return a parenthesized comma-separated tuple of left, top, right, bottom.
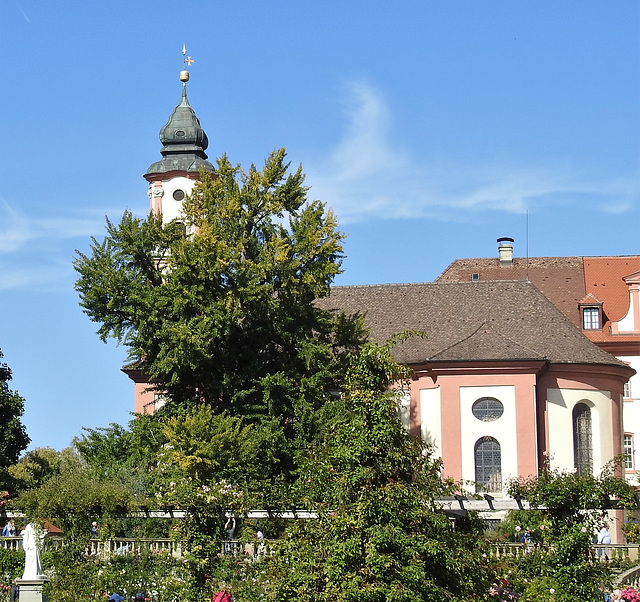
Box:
(409, 366, 542, 483)
(134, 382, 156, 415)
(408, 362, 627, 487)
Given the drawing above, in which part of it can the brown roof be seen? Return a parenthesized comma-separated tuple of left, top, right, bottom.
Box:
(319, 280, 628, 368)
(435, 257, 586, 327)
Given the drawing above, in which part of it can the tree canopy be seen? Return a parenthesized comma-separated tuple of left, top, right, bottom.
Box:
(229, 342, 491, 602)
(0, 348, 30, 488)
(74, 149, 364, 431)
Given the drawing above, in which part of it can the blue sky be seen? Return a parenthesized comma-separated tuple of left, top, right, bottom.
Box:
(0, 1, 638, 451)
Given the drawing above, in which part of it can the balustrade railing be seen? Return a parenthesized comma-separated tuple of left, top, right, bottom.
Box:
(0, 535, 271, 560)
(86, 538, 271, 560)
(0, 537, 22, 551)
(489, 542, 640, 562)
(87, 538, 182, 558)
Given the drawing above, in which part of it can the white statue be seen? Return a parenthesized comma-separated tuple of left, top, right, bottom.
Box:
(21, 523, 44, 579)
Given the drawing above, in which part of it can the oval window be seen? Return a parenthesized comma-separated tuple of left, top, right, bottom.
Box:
(472, 397, 504, 422)
(173, 189, 185, 201)
(175, 130, 186, 137)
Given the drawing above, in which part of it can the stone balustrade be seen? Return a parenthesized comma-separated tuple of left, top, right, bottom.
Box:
(489, 542, 640, 562)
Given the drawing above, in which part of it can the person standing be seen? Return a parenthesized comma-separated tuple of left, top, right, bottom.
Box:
(598, 523, 611, 561)
(224, 517, 236, 555)
(2, 519, 16, 537)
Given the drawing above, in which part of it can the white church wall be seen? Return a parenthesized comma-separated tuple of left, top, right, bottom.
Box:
(620, 354, 640, 485)
(547, 388, 613, 474)
(152, 176, 196, 224)
(420, 387, 442, 458)
(459, 385, 518, 493)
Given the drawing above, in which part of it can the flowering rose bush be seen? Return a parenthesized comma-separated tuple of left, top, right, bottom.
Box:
(622, 587, 640, 602)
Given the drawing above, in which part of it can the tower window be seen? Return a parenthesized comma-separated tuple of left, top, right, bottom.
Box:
(582, 307, 600, 330)
(173, 189, 185, 201)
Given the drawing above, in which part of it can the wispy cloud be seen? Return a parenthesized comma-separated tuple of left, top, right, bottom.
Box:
(17, 3, 31, 23)
(0, 200, 117, 292)
(305, 81, 640, 224)
(0, 201, 106, 253)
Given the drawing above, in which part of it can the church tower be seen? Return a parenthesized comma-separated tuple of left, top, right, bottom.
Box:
(144, 56, 213, 224)
(128, 54, 214, 415)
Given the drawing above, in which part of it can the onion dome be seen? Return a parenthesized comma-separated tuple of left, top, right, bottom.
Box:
(144, 76, 214, 181)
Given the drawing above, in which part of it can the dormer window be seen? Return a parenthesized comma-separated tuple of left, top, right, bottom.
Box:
(582, 307, 601, 330)
(579, 294, 603, 331)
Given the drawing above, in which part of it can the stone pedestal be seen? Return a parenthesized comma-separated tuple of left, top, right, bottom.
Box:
(15, 578, 49, 602)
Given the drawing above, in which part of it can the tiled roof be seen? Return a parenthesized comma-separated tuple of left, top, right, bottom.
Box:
(318, 280, 627, 368)
(435, 257, 585, 327)
(583, 257, 640, 344)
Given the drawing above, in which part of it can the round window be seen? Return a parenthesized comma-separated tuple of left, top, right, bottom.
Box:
(472, 397, 504, 422)
(173, 189, 185, 201)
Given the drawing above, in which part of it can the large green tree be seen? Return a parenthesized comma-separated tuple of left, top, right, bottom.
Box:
(74, 149, 363, 431)
(503, 459, 636, 602)
(227, 342, 491, 602)
(8, 446, 79, 494)
(0, 349, 30, 488)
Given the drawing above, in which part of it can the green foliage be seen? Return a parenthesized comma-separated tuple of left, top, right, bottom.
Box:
(0, 548, 24, 602)
(74, 150, 365, 427)
(507, 456, 636, 528)
(501, 457, 633, 601)
(623, 518, 640, 543)
(0, 349, 30, 489)
(8, 447, 82, 494)
(16, 464, 135, 543)
(39, 548, 187, 602)
(75, 415, 167, 505)
(0, 547, 24, 583)
(488, 509, 547, 543)
(162, 406, 258, 484)
(242, 342, 491, 602)
(92, 550, 187, 601)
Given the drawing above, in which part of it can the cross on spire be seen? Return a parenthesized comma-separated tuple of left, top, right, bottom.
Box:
(182, 44, 194, 67)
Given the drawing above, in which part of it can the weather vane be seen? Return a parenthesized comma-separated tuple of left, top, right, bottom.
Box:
(182, 44, 194, 67)
(180, 44, 194, 83)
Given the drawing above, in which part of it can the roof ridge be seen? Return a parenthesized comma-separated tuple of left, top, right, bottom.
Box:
(331, 280, 534, 290)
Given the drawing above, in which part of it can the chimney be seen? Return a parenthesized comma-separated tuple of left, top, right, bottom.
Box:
(497, 237, 514, 265)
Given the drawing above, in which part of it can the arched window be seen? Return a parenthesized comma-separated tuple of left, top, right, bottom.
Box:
(475, 436, 502, 492)
(573, 403, 593, 476)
